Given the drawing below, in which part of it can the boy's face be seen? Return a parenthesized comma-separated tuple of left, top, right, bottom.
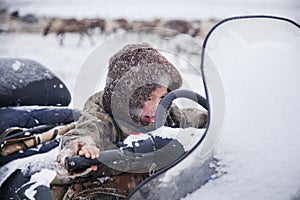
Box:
(139, 86, 168, 124)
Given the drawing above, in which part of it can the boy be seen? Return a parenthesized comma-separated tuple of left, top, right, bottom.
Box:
(51, 43, 207, 199)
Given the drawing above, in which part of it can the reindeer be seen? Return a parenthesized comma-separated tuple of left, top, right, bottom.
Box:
(147, 19, 191, 38)
(87, 18, 106, 34)
(43, 18, 94, 46)
(131, 19, 161, 33)
(162, 19, 194, 35)
(104, 18, 131, 35)
(196, 18, 219, 38)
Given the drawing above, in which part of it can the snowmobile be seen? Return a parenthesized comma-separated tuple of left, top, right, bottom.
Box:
(64, 15, 300, 199)
(0, 15, 299, 200)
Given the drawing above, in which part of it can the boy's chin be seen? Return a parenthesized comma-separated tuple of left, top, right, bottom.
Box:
(139, 119, 155, 126)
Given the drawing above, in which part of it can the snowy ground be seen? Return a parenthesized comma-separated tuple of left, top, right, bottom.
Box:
(1, 0, 300, 200)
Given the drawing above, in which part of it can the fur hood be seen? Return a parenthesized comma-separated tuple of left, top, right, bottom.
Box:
(102, 43, 182, 132)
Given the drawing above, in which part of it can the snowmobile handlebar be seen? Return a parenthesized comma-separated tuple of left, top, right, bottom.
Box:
(65, 148, 124, 172)
(155, 89, 208, 129)
(65, 155, 98, 172)
(65, 89, 207, 173)
(65, 139, 185, 173)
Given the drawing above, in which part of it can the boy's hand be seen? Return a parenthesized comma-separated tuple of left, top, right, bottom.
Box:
(78, 145, 100, 171)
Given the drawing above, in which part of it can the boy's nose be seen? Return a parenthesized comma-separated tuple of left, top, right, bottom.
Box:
(151, 99, 161, 113)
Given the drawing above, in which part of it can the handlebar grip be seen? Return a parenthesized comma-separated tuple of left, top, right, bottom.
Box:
(65, 139, 185, 173)
(65, 155, 100, 172)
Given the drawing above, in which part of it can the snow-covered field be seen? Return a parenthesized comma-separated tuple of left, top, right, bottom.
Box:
(1, 0, 300, 200)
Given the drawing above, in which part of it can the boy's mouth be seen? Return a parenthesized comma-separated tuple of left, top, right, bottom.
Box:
(143, 115, 156, 122)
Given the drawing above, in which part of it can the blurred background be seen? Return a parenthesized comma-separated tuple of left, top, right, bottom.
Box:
(0, 0, 299, 103)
